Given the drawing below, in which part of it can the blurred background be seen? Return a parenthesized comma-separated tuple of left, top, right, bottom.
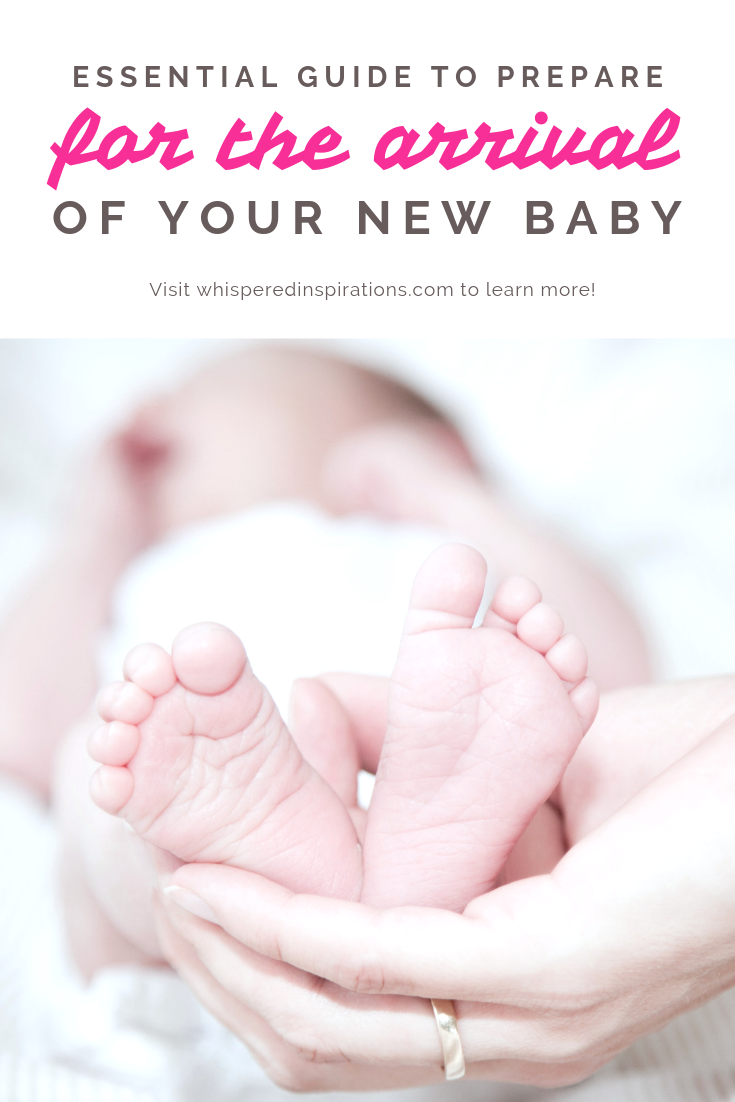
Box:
(1, 337, 734, 681)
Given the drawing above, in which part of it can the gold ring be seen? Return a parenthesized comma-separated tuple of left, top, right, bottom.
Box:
(431, 998, 465, 1081)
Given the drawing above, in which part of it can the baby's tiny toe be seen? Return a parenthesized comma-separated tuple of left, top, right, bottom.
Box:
(488, 576, 543, 628)
(96, 681, 154, 724)
(87, 720, 140, 766)
(89, 764, 134, 815)
(172, 623, 247, 695)
(569, 677, 600, 734)
(545, 634, 588, 685)
(516, 602, 564, 654)
(123, 643, 176, 696)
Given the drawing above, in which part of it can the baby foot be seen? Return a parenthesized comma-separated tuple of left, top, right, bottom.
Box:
(88, 624, 362, 899)
(361, 544, 598, 911)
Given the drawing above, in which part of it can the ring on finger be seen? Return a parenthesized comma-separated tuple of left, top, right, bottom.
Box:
(430, 999, 465, 1081)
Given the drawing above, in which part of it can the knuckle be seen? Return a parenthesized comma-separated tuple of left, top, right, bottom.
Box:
(335, 957, 387, 996)
(265, 1057, 317, 1093)
(279, 1028, 345, 1066)
(266, 1054, 338, 1093)
(279, 1029, 330, 1063)
(293, 1044, 341, 1066)
(270, 1012, 340, 1065)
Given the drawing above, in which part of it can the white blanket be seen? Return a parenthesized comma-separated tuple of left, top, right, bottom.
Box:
(100, 501, 460, 716)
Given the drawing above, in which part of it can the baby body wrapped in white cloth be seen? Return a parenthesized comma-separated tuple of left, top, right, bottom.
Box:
(4, 501, 735, 1102)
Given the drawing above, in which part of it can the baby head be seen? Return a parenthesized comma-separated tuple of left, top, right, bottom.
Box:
(139, 345, 468, 534)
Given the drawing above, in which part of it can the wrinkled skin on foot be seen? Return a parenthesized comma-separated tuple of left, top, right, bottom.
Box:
(90, 623, 363, 899)
(362, 544, 597, 910)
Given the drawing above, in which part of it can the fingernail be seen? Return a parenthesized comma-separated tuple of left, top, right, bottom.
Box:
(163, 885, 220, 925)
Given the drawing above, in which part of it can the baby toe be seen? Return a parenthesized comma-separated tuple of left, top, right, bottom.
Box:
(406, 544, 487, 634)
(89, 764, 134, 814)
(569, 677, 600, 734)
(96, 681, 154, 724)
(123, 642, 176, 696)
(545, 634, 588, 685)
(488, 576, 543, 629)
(87, 720, 140, 766)
(516, 602, 565, 654)
(171, 623, 247, 695)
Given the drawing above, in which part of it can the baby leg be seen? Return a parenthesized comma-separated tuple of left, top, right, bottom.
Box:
(54, 715, 166, 973)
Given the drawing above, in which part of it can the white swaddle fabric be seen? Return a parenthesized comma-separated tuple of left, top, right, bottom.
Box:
(5, 499, 735, 1102)
(100, 501, 461, 718)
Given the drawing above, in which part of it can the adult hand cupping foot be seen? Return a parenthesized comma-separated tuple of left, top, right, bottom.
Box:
(155, 707, 735, 1090)
(151, 426, 734, 1089)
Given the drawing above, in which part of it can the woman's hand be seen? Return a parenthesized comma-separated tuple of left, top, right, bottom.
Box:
(155, 709, 735, 1091)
